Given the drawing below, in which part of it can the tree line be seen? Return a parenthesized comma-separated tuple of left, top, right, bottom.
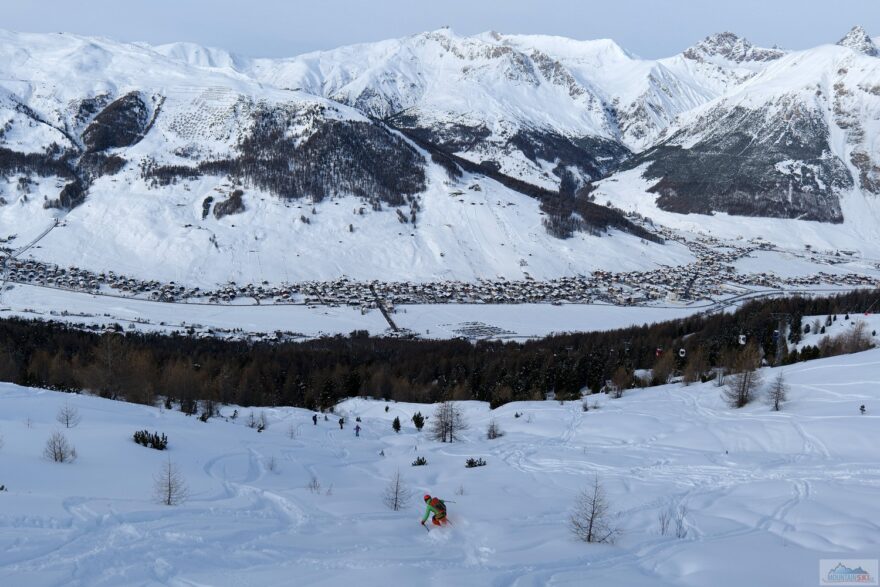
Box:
(0, 289, 876, 411)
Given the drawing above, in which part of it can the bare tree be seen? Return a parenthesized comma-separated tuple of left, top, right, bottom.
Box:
(610, 366, 631, 398)
(569, 474, 619, 544)
(44, 431, 77, 463)
(153, 457, 189, 506)
(766, 372, 789, 412)
(682, 348, 707, 386)
(56, 402, 81, 429)
(429, 401, 468, 443)
(382, 469, 412, 511)
(651, 351, 676, 386)
(486, 420, 504, 440)
(843, 321, 873, 354)
(722, 344, 762, 408)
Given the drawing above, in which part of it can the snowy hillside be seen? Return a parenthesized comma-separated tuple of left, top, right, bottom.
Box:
(2, 349, 880, 585)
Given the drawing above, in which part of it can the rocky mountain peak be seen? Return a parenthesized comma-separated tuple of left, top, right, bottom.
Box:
(837, 26, 878, 57)
(684, 31, 784, 63)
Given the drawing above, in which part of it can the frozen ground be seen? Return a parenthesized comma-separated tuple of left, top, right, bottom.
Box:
(1, 349, 879, 586)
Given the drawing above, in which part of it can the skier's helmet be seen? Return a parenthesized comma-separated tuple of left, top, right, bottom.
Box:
(424, 494, 431, 502)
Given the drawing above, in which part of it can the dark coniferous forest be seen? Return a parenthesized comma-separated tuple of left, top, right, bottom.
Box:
(0, 290, 875, 412)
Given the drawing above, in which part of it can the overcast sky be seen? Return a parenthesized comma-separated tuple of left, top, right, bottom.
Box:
(4, 0, 878, 58)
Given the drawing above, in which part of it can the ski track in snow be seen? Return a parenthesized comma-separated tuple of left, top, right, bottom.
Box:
(2, 350, 880, 585)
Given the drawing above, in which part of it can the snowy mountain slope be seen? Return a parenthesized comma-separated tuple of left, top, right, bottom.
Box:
(0, 28, 682, 285)
(612, 29, 880, 228)
(245, 29, 630, 190)
(7, 157, 690, 285)
(229, 29, 783, 188)
(2, 349, 879, 586)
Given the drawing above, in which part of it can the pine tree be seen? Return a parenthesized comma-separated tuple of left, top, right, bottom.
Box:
(392, 416, 401, 433)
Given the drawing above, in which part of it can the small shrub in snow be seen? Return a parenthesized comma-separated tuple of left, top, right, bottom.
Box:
(133, 430, 168, 450)
(307, 476, 322, 493)
(411, 456, 427, 466)
(56, 402, 81, 429)
(44, 431, 77, 463)
(455, 484, 465, 496)
(266, 456, 278, 473)
(246, 411, 268, 431)
(658, 508, 671, 536)
(674, 505, 689, 539)
(486, 420, 504, 440)
(411, 412, 425, 431)
(465, 457, 486, 468)
(287, 423, 301, 440)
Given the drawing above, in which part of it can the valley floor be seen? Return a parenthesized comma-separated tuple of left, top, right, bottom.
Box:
(1, 350, 879, 586)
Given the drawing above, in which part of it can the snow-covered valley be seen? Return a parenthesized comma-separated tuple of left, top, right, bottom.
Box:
(2, 25, 880, 304)
(1, 349, 879, 586)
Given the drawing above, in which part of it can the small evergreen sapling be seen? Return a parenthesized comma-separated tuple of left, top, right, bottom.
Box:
(133, 430, 168, 450)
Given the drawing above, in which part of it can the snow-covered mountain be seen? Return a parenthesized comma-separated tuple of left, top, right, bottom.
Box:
(1, 26, 880, 286)
(604, 26, 880, 241)
(189, 29, 782, 188)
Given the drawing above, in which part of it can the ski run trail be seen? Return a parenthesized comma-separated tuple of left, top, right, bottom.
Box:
(1, 349, 880, 586)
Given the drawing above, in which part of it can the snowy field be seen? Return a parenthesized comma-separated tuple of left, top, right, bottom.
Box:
(0, 284, 704, 340)
(2, 349, 880, 586)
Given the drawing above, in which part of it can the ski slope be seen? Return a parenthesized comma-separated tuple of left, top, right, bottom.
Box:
(1, 349, 879, 586)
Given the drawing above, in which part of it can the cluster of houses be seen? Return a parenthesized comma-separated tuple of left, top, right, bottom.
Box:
(2, 235, 878, 310)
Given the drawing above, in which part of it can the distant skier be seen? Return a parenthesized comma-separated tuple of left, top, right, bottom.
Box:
(355, 424, 361, 437)
(312, 414, 318, 426)
(860, 404, 866, 415)
(420, 494, 448, 527)
(338, 417, 345, 430)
